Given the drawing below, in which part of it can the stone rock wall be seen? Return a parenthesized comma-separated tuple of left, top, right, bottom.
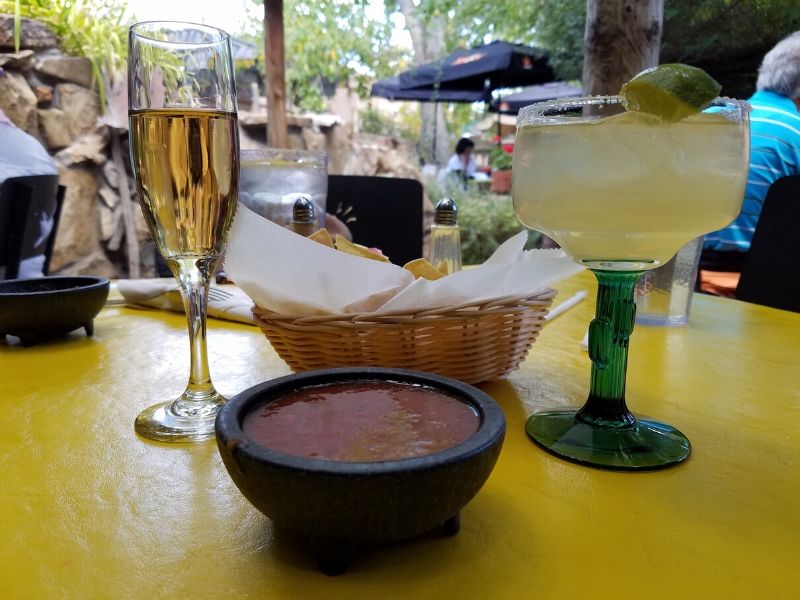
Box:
(0, 16, 149, 278)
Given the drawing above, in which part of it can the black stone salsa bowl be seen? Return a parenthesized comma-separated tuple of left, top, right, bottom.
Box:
(215, 367, 505, 573)
(0, 276, 110, 345)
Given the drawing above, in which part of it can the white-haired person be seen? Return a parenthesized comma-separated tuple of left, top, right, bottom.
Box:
(702, 31, 800, 292)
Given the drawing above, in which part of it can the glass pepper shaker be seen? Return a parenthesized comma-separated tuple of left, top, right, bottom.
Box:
(428, 198, 462, 275)
(289, 195, 317, 237)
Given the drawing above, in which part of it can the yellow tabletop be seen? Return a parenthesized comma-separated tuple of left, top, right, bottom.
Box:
(1, 272, 798, 599)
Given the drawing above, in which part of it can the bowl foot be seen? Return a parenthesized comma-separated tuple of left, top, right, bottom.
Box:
(313, 542, 356, 576)
(442, 513, 460, 537)
(6, 324, 93, 346)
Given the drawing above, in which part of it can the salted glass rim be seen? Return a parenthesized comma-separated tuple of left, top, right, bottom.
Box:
(130, 20, 230, 47)
(516, 95, 750, 127)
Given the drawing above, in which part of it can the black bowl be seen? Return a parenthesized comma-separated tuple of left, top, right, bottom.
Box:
(216, 368, 505, 573)
(0, 276, 110, 345)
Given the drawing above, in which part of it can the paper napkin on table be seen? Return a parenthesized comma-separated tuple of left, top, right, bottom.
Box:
(117, 279, 255, 325)
(223, 203, 585, 316)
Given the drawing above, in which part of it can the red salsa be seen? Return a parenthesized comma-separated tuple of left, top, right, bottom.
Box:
(242, 381, 480, 462)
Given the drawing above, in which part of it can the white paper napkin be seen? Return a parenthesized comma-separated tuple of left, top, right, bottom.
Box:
(223, 203, 585, 316)
(377, 234, 584, 313)
(117, 279, 255, 325)
(224, 204, 414, 315)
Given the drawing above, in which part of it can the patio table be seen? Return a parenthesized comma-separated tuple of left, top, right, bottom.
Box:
(1, 271, 797, 598)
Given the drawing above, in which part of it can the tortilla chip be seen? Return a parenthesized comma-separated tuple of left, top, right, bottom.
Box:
(335, 235, 391, 263)
(403, 258, 445, 280)
(308, 227, 334, 248)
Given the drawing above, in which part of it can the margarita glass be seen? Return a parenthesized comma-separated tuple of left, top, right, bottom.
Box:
(512, 96, 749, 469)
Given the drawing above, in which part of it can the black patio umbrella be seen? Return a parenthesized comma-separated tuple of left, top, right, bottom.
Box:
(490, 81, 583, 115)
(371, 76, 485, 103)
(373, 41, 556, 158)
(398, 40, 554, 92)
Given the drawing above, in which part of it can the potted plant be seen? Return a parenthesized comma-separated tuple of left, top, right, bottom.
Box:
(490, 146, 514, 194)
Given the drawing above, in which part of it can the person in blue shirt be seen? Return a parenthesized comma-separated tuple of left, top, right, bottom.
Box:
(703, 31, 800, 272)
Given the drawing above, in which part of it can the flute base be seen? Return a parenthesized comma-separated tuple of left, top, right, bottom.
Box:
(135, 390, 226, 443)
(526, 409, 691, 471)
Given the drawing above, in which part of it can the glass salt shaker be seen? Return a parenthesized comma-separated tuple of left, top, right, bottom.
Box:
(428, 198, 462, 274)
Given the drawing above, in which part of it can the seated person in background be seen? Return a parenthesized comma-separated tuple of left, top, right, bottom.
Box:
(445, 138, 477, 184)
(0, 109, 58, 279)
(702, 31, 800, 293)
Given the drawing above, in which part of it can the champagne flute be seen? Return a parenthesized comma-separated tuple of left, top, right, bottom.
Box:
(512, 96, 749, 469)
(128, 22, 239, 442)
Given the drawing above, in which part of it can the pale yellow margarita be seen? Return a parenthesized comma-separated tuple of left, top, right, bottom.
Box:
(512, 108, 748, 268)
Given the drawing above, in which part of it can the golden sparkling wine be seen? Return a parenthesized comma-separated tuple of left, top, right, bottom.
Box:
(512, 111, 748, 267)
(129, 108, 239, 259)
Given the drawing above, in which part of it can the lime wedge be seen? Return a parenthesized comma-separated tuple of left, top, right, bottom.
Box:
(620, 64, 722, 123)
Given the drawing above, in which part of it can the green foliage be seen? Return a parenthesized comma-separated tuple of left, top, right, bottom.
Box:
(417, 0, 800, 92)
(529, 0, 584, 80)
(662, 0, 800, 64)
(360, 105, 390, 135)
(359, 104, 416, 139)
(250, 0, 408, 112)
(490, 146, 513, 170)
(445, 103, 478, 138)
(13, 0, 19, 52)
(661, 0, 800, 97)
(396, 104, 422, 138)
(3, 0, 130, 107)
(425, 177, 537, 263)
(418, 0, 584, 80)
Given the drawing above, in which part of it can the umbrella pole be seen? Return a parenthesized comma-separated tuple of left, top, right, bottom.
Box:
(496, 91, 502, 146)
(433, 102, 438, 163)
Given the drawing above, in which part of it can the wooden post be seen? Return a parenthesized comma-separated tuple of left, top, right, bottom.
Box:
(582, 0, 664, 96)
(264, 0, 288, 148)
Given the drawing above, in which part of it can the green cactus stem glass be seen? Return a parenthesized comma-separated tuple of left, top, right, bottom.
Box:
(525, 270, 691, 470)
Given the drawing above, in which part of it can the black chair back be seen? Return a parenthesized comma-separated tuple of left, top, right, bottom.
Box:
(0, 175, 65, 280)
(327, 175, 424, 266)
(736, 175, 800, 312)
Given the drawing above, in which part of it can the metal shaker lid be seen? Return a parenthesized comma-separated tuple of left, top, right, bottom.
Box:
(291, 195, 315, 223)
(434, 198, 458, 226)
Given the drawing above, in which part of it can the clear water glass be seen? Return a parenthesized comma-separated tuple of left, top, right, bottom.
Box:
(635, 237, 703, 326)
(239, 149, 328, 228)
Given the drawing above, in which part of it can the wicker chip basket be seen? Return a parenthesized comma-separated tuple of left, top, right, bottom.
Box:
(251, 288, 556, 385)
